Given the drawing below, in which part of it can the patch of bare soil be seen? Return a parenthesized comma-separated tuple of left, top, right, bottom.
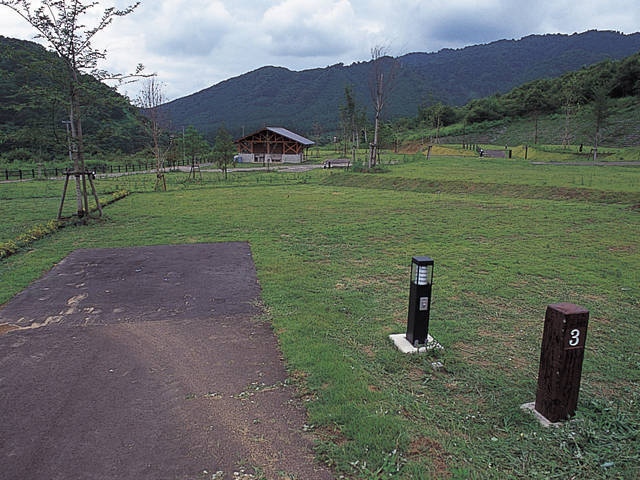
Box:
(407, 436, 451, 478)
(0, 323, 19, 335)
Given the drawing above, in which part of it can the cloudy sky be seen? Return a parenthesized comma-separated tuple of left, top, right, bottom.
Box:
(1, 0, 639, 101)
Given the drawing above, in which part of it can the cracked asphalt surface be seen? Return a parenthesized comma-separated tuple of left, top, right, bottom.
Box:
(0, 243, 333, 479)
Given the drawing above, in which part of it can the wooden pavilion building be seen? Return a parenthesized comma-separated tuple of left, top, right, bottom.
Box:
(235, 127, 314, 164)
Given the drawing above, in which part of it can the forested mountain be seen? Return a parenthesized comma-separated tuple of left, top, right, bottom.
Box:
(0, 35, 148, 161)
(1, 30, 639, 161)
(159, 30, 640, 140)
(401, 30, 640, 102)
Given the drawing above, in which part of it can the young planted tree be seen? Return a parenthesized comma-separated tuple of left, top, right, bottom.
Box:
(136, 77, 167, 191)
(310, 121, 323, 158)
(212, 125, 236, 180)
(418, 102, 456, 144)
(339, 85, 366, 162)
(0, 0, 142, 220)
(523, 83, 546, 145)
(339, 86, 355, 157)
(179, 126, 210, 181)
(368, 46, 397, 169)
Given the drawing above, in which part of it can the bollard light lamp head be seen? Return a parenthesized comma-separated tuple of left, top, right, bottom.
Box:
(411, 256, 434, 286)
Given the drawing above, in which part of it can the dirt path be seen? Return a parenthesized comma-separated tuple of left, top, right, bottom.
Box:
(0, 243, 333, 480)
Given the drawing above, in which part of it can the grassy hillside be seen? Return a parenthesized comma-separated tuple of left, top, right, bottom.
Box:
(398, 96, 640, 155)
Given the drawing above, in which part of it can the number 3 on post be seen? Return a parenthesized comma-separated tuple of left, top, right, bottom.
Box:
(565, 327, 584, 350)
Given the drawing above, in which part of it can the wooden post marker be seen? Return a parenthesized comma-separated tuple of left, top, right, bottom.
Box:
(532, 303, 589, 423)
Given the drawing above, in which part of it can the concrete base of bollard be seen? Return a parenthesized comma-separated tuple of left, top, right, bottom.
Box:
(389, 333, 443, 354)
(520, 402, 564, 428)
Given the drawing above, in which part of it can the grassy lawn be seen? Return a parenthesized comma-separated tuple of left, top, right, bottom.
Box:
(392, 154, 640, 192)
(1, 155, 638, 479)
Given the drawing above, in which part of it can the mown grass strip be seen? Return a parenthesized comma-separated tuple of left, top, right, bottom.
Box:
(321, 171, 640, 205)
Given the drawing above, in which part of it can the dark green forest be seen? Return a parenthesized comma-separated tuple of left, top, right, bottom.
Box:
(0, 36, 149, 163)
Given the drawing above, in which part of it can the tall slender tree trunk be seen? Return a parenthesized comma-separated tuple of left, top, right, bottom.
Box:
(69, 72, 85, 217)
(369, 111, 380, 168)
(368, 46, 396, 169)
(68, 67, 98, 219)
(369, 70, 383, 169)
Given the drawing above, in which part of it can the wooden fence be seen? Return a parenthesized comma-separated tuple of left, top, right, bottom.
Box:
(2, 159, 191, 181)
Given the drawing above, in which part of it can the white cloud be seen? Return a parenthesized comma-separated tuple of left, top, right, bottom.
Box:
(0, 0, 638, 100)
(261, 0, 362, 57)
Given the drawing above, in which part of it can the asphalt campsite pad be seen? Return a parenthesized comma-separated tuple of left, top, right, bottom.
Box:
(0, 243, 333, 480)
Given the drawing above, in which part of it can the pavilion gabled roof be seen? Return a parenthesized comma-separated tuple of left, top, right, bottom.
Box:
(237, 127, 314, 146)
(265, 127, 314, 146)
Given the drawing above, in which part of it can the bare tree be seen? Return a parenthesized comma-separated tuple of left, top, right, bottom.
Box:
(368, 45, 397, 169)
(136, 77, 167, 190)
(0, 0, 142, 220)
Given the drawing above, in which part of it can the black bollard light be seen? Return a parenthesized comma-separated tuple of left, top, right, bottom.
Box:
(406, 256, 434, 346)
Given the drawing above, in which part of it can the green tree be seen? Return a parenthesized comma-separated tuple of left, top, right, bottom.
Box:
(611, 53, 640, 97)
(465, 96, 503, 123)
(0, 0, 142, 220)
(0, 36, 148, 160)
(417, 102, 459, 143)
(0, 37, 68, 158)
(212, 125, 235, 180)
(523, 80, 555, 144)
(177, 125, 211, 169)
(339, 85, 366, 160)
(186, 126, 211, 162)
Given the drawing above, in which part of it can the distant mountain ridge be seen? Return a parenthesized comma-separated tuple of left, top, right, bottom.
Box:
(159, 30, 640, 140)
(400, 29, 640, 99)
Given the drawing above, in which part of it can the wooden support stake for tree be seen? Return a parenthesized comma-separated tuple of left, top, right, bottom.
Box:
(87, 173, 102, 217)
(58, 170, 102, 220)
(58, 171, 71, 219)
(155, 173, 166, 191)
